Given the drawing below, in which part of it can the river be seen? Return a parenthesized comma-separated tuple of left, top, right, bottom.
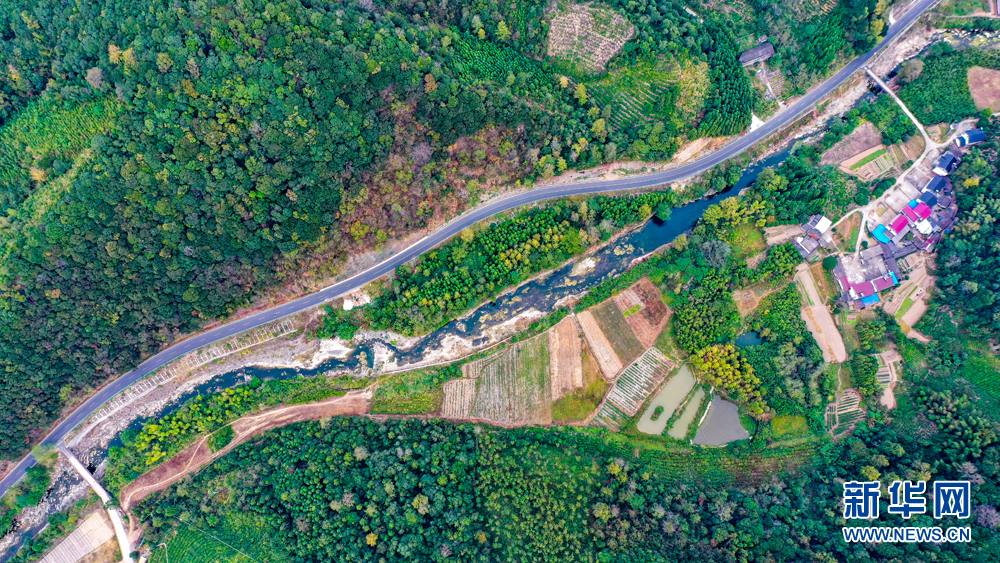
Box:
(2, 141, 798, 561)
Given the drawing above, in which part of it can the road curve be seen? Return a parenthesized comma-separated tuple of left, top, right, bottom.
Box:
(0, 0, 937, 502)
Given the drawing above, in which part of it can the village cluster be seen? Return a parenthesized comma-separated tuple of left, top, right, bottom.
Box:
(793, 128, 985, 310)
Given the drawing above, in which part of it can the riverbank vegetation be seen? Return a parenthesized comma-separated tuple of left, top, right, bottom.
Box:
(367, 194, 672, 335)
(0, 464, 51, 536)
(104, 375, 358, 494)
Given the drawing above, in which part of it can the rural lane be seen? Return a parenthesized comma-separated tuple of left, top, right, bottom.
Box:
(0, 0, 939, 502)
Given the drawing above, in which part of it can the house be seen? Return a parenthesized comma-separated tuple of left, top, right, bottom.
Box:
(914, 219, 934, 235)
(872, 224, 892, 244)
(918, 192, 938, 207)
(739, 42, 775, 66)
(913, 202, 932, 220)
(923, 176, 951, 194)
(933, 153, 960, 176)
(804, 214, 832, 237)
(793, 236, 820, 259)
(902, 204, 919, 223)
(954, 129, 987, 148)
(795, 215, 835, 257)
(889, 214, 909, 236)
(848, 273, 899, 303)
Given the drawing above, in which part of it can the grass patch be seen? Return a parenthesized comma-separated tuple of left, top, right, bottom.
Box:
(371, 366, 460, 415)
(552, 379, 610, 422)
(622, 304, 642, 317)
(849, 148, 887, 170)
(771, 415, 810, 439)
(895, 297, 916, 320)
(725, 223, 767, 260)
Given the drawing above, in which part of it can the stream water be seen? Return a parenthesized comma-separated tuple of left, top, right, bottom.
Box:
(4, 143, 800, 561)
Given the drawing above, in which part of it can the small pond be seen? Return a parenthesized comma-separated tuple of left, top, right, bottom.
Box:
(636, 364, 695, 435)
(667, 387, 706, 439)
(735, 331, 764, 347)
(692, 396, 750, 446)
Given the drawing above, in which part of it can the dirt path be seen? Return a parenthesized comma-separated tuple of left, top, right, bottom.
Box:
(795, 265, 848, 363)
(119, 391, 371, 517)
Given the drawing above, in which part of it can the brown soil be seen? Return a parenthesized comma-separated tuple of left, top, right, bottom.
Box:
(548, 316, 584, 401)
(119, 391, 371, 515)
(820, 122, 882, 165)
(969, 66, 1000, 111)
(795, 267, 848, 364)
(613, 278, 671, 348)
(546, 4, 635, 74)
(576, 311, 623, 378)
(763, 224, 804, 246)
(79, 539, 120, 563)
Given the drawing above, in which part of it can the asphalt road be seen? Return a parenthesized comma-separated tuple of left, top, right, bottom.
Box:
(0, 0, 938, 502)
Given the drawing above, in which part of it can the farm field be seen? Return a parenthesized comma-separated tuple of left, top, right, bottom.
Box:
(546, 2, 634, 74)
(441, 378, 478, 419)
(465, 335, 552, 425)
(820, 122, 882, 165)
(613, 278, 672, 347)
(636, 363, 695, 435)
(826, 388, 865, 436)
(586, 56, 707, 127)
(577, 310, 624, 377)
(590, 400, 631, 430)
(667, 387, 707, 439)
(149, 514, 291, 563)
(548, 316, 584, 400)
(590, 300, 645, 365)
(551, 343, 609, 422)
(968, 65, 1000, 111)
(603, 348, 678, 417)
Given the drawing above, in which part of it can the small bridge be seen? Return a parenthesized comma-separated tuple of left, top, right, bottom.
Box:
(56, 444, 134, 563)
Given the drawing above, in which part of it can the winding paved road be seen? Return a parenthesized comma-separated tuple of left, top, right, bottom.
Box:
(0, 0, 938, 503)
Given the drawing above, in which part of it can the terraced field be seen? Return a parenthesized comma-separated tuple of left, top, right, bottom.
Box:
(603, 348, 678, 418)
(149, 514, 290, 563)
(826, 389, 866, 436)
(587, 58, 686, 127)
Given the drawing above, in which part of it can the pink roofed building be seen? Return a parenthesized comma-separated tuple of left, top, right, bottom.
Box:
(890, 215, 909, 234)
(902, 205, 919, 222)
(914, 202, 932, 220)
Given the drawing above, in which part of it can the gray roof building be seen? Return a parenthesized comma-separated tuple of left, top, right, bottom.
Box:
(739, 43, 775, 66)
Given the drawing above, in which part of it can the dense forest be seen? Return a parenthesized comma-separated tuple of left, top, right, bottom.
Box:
(933, 117, 1000, 339)
(135, 363, 1000, 563)
(0, 0, 640, 460)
